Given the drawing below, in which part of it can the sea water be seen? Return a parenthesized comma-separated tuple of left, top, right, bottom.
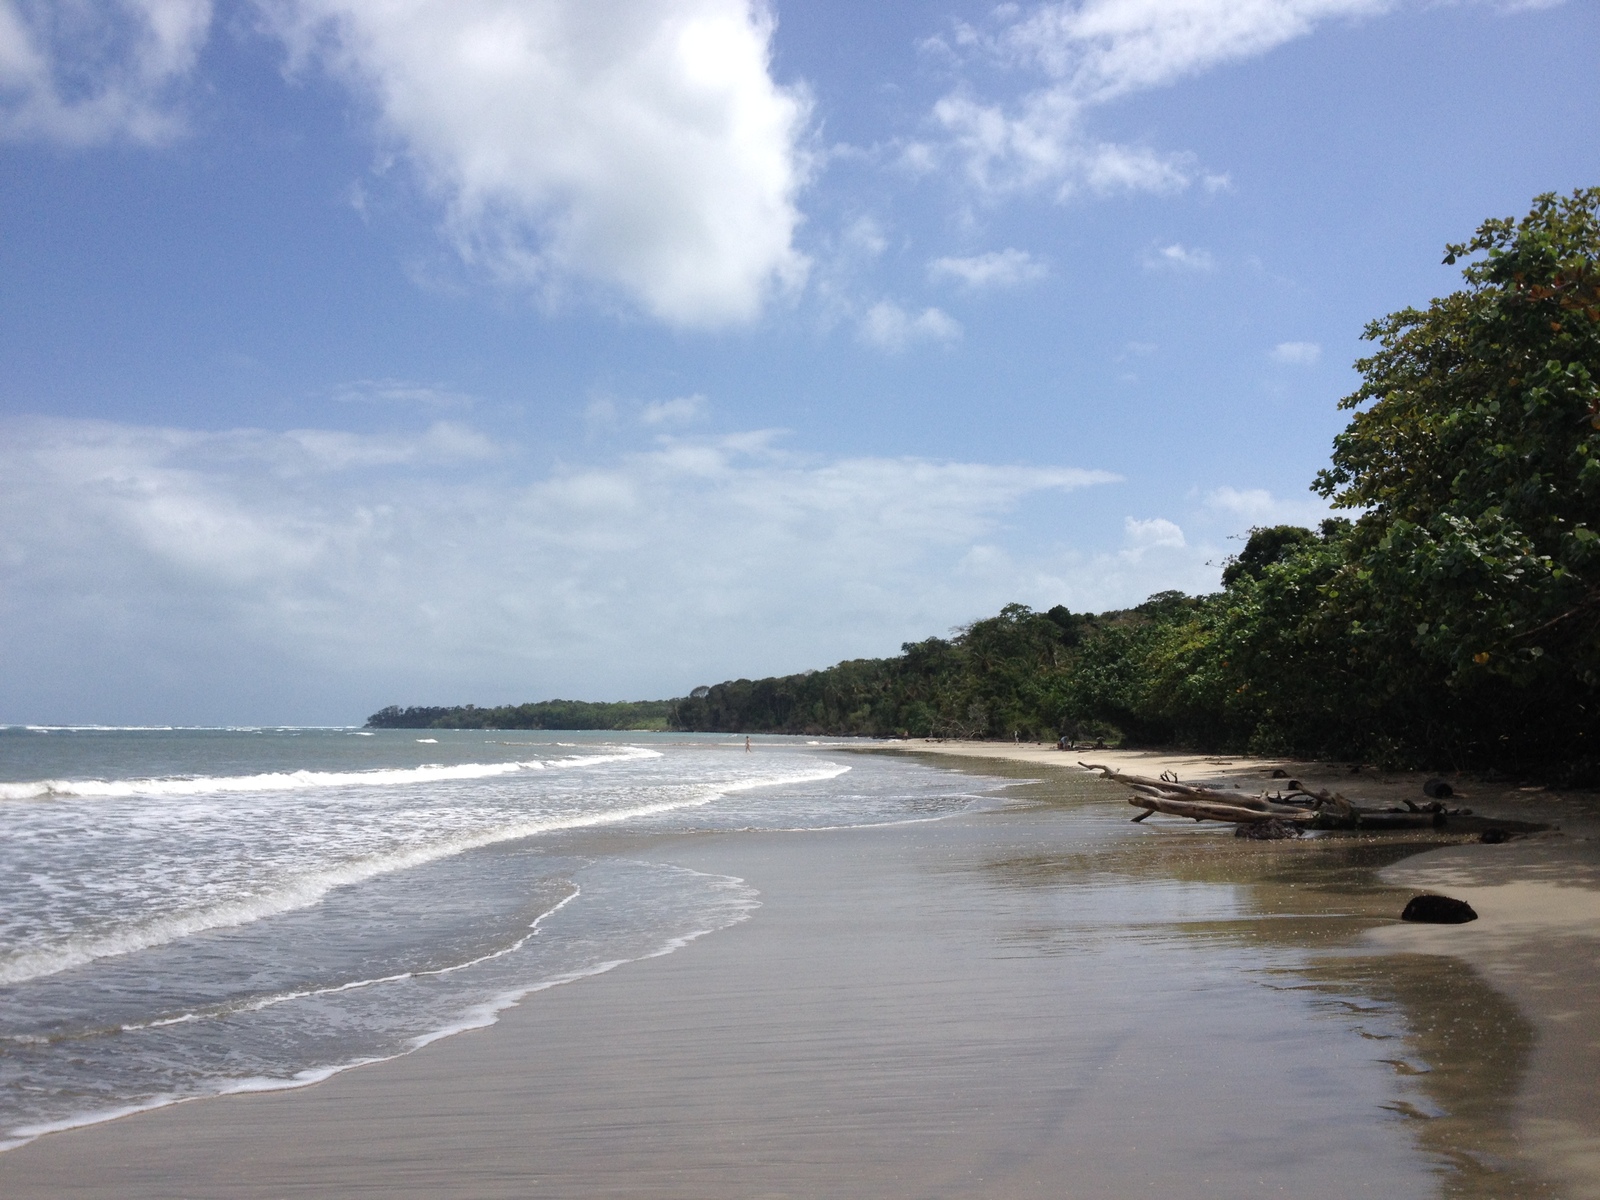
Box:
(0, 727, 1004, 1149)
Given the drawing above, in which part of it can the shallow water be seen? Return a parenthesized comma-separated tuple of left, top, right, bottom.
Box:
(0, 728, 1002, 1148)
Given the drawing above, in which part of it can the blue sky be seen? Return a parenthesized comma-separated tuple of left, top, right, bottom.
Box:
(1, 0, 1595, 724)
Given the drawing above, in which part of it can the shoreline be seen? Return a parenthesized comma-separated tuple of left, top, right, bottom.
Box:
(3, 745, 1596, 1196)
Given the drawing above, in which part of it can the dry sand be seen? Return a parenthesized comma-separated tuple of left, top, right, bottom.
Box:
(3, 745, 1596, 1198)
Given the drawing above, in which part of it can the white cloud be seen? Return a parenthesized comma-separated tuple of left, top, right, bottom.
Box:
(1270, 340, 1322, 365)
(283, 422, 500, 469)
(929, 88, 1193, 198)
(640, 393, 709, 425)
(859, 301, 962, 351)
(927, 248, 1047, 289)
(4, 1, 810, 327)
(0, 0, 213, 144)
(1122, 515, 1186, 554)
(999, 0, 1392, 101)
(929, 0, 1391, 199)
(269, 0, 811, 328)
(0, 416, 1123, 721)
(333, 379, 475, 409)
(1201, 485, 1331, 527)
(1143, 242, 1214, 271)
(842, 215, 889, 258)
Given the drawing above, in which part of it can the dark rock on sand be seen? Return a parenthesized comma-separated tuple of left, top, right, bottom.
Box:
(1423, 778, 1455, 799)
(1401, 894, 1478, 924)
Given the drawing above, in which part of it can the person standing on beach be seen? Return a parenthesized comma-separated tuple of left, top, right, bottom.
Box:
(745, 736, 751, 753)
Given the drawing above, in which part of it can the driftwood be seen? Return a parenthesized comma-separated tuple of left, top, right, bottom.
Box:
(1079, 762, 1459, 830)
(1081, 763, 1326, 824)
(1126, 793, 1318, 824)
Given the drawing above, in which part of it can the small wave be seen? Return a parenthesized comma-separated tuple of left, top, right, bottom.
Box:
(19, 725, 178, 733)
(0, 746, 664, 802)
(84, 886, 587, 1040)
(0, 867, 757, 1155)
(0, 762, 823, 987)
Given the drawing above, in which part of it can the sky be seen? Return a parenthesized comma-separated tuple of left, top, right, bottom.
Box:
(1, 0, 1595, 725)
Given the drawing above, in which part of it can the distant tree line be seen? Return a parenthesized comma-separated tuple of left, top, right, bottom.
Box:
(673, 191, 1600, 781)
(366, 700, 672, 731)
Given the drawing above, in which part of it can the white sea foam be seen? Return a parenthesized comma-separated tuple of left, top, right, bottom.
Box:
(0, 866, 759, 1155)
(109, 885, 586, 1035)
(0, 763, 842, 987)
(0, 746, 663, 802)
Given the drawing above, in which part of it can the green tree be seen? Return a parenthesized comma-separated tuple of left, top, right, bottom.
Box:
(1314, 187, 1600, 767)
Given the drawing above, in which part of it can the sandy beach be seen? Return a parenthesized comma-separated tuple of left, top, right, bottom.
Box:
(3, 746, 1596, 1198)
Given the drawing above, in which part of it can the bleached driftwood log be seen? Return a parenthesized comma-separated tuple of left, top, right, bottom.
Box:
(1079, 762, 1354, 826)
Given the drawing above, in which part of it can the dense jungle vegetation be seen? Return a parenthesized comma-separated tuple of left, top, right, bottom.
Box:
(374, 191, 1598, 778)
(366, 700, 672, 731)
(673, 191, 1600, 778)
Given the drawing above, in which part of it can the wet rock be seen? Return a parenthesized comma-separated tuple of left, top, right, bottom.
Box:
(1234, 819, 1304, 840)
(1480, 828, 1513, 844)
(1401, 894, 1478, 924)
(1423, 778, 1455, 799)
(1270, 768, 1289, 778)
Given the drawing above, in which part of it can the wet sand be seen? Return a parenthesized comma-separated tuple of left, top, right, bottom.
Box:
(2, 754, 1594, 1197)
(891, 744, 1600, 1198)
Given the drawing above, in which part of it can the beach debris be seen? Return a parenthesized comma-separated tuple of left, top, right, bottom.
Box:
(1270, 768, 1290, 778)
(1401, 894, 1478, 924)
(1079, 762, 1481, 831)
(1234, 819, 1305, 840)
(1423, 778, 1455, 799)
(1082, 762, 1331, 825)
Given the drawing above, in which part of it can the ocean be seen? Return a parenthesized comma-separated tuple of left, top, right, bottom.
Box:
(0, 726, 1006, 1150)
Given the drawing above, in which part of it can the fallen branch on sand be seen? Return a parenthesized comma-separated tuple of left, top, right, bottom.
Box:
(1077, 762, 1476, 831)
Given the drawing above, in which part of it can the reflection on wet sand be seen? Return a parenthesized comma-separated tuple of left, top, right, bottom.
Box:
(935, 757, 1564, 1198)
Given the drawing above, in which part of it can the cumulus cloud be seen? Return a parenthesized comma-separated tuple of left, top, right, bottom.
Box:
(1270, 340, 1322, 365)
(268, 0, 811, 327)
(858, 301, 961, 351)
(0, 0, 213, 143)
(0, 416, 1123, 721)
(1122, 515, 1186, 554)
(927, 248, 1047, 289)
(1143, 242, 1215, 271)
(4, 1, 811, 326)
(924, 0, 1391, 199)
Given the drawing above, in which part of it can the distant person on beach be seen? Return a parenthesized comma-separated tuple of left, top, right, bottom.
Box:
(745, 736, 751, 753)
